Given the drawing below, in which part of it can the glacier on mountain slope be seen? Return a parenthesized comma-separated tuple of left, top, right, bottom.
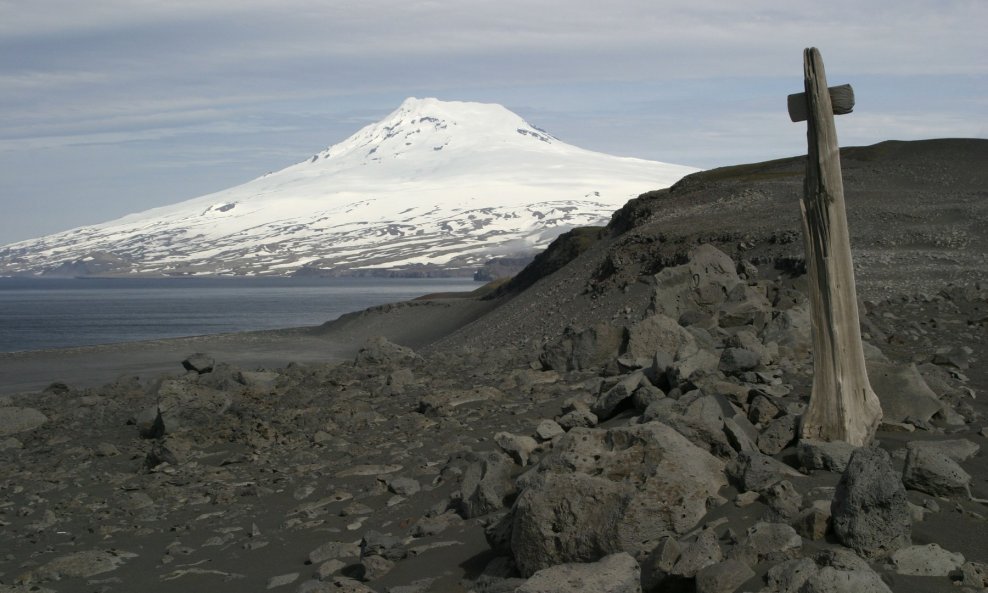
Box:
(0, 98, 700, 277)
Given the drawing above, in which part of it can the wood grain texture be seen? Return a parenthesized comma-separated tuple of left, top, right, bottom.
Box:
(797, 48, 883, 446)
(788, 83, 855, 122)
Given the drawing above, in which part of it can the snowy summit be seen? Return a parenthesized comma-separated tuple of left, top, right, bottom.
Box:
(0, 98, 699, 277)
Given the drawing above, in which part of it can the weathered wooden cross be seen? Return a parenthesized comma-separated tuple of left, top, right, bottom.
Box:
(789, 47, 883, 446)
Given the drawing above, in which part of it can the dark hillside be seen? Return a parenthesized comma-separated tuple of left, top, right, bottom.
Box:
(430, 138, 988, 355)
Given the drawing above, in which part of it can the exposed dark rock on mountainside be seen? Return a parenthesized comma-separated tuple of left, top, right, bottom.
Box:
(0, 139, 985, 593)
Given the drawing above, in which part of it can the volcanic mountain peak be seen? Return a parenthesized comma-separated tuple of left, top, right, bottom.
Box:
(0, 98, 699, 277)
(298, 97, 563, 177)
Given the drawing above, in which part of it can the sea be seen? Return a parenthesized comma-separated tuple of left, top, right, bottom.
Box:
(0, 277, 480, 353)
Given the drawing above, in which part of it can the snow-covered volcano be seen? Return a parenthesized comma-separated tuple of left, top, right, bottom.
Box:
(0, 98, 699, 277)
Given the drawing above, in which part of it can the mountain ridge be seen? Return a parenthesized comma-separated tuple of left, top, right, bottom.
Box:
(0, 98, 698, 278)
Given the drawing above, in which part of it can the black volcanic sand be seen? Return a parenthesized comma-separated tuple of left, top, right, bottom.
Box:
(0, 139, 985, 593)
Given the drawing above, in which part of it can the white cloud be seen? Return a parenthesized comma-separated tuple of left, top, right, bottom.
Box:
(0, 0, 983, 243)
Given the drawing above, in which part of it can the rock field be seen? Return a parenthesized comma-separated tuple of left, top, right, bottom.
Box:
(0, 139, 985, 593)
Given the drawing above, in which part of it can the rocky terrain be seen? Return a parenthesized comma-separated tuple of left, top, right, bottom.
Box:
(0, 138, 986, 593)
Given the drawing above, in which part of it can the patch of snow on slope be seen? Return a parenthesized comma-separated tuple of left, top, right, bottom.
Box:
(0, 98, 700, 276)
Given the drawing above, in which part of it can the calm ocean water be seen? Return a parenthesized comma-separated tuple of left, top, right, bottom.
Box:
(0, 277, 479, 353)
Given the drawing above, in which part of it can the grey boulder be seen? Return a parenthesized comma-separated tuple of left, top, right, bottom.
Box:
(510, 421, 726, 576)
(830, 447, 911, 558)
(515, 552, 642, 593)
(0, 406, 48, 437)
(901, 446, 971, 497)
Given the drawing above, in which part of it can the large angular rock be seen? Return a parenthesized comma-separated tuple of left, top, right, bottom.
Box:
(761, 301, 812, 357)
(625, 313, 697, 361)
(133, 379, 232, 435)
(0, 407, 48, 437)
(651, 244, 741, 320)
(764, 558, 818, 593)
(719, 347, 761, 375)
(35, 549, 136, 580)
(732, 522, 802, 565)
(494, 432, 539, 466)
(763, 550, 888, 592)
(669, 528, 723, 578)
(454, 450, 516, 518)
(515, 552, 642, 593)
(866, 361, 943, 424)
(511, 472, 634, 578)
(695, 559, 755, 593)
(540, 323, 625, 372)
(647, 393, 735, 457)
(592, 372, 644, 420)
(830, 447, 911, 558)
(901, 446, 971, 497)
(727, 451, 804, 492)
(799, 566, 892, 593)
(181, 352, 214, 374)
(797, 439, 858, 473)
(757, 415, 798, 455)
(354, 336, 421, 368)
(511, 422, 726, 576)
(905, 438, 980, 462)
(717, 284, 773, 329)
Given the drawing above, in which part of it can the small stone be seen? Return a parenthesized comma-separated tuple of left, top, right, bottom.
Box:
(757, 415, 797, 455)
(719, 347, 761, 375)
(724, 415, 759, 453)
(671, 528, 723, 578)
(959, 561, 988, 588)
(515, 552, 641, 593)
(727, 451, 804, 492)
(0, 406, 48, 437)
(760, 480, 802, 520)
(535, 419, 565, 440)
(358, 555, 394, 581)
(556, 408, 598, 430)
(879, 420, 915, 433)
(905, 438, 980, 462)
(94, 442, 120, 457)
(308, 541, 356, 565)
(181, 352, 215, 374)
(732, 522, 801, 565)
(695, 558, 755, 593)
(890, 543, 965, 576)
(360, 531, 405, 561)
(591, 372, 644, 420)
(387, 477, 421, 497)
(494, 431, 539, 466)
(765, 558, 817, 593)
(316, 559, 346, 580)
(266, 572, 299, 589)
(797, 439, 858, 473)
(793, 501, 831, 540)
(37, 549, 135, 580)
(748, 394, 781, 424)
(800, 565, 892, 593)
(734, 491, 760, 507)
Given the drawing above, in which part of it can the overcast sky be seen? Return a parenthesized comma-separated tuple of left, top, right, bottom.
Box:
(1, 0, 984, 245)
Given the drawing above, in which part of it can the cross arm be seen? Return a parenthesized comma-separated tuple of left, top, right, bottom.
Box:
(787, 83, 855, 122)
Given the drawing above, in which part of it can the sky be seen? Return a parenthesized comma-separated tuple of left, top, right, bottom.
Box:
(1, 0, 985, 245)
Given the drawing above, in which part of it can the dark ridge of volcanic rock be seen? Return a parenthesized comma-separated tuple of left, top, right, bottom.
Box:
(427, 138, 988, 356)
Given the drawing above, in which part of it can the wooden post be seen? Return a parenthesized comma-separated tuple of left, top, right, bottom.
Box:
(794, 47, 882, 446)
